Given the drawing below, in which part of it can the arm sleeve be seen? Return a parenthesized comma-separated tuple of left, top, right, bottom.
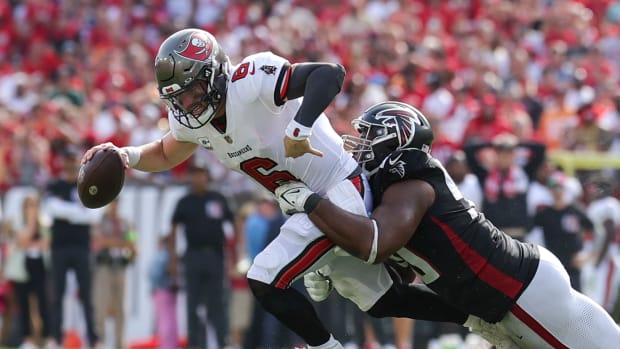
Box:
(243, 53, 344, 131)
(284, 62, 346, 128)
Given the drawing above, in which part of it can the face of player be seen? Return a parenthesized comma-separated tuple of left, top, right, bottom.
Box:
(176, 82, 209, 118)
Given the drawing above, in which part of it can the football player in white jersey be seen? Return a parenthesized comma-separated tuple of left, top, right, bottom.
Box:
(584, 175, 620, 316)
(83, 28, 406, 348)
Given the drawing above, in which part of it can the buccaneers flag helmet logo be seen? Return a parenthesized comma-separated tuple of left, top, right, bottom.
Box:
(175, 32, 213, 62)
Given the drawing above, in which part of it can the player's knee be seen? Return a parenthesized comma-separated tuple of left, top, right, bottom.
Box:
(247, 278, 292, 317)
(247, 278, 274, 300)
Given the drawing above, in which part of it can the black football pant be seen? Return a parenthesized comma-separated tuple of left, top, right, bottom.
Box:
(248, 278, 332, 346)
(248, 279, 470, 347)
(367, 282, 468, 324)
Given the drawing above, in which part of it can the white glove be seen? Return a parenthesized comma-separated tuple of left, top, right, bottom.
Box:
(464, 315, 521, 349)
(304, 265, 333, 302)
(275, 181, 318, 216)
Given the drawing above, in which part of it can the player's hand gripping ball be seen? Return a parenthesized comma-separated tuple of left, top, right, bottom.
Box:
(77, 149, 125, 208)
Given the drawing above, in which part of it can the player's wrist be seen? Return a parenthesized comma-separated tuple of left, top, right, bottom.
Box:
(122, 146, 142, 168)
(285, 120, 312, 141)
(303, 193, 322, 214)
(365, 219, 379, 264)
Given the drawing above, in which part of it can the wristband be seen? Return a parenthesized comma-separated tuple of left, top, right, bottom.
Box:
(285, 120, 313, 140)
(123, 146, 142, 168)
(366, 219, 379, 264)
(303, 193, 322, 214)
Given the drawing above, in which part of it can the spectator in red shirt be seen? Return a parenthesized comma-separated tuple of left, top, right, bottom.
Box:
(463, 93, 513, 145)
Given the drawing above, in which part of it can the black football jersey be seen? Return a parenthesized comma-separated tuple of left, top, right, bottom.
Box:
(371, 149, 540, 322)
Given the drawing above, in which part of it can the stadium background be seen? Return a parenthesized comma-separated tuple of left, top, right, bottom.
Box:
(1, 0, 620, 348)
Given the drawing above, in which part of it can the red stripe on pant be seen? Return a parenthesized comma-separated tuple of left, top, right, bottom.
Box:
(510, 303, 569, 349)
(274, 238, 334, 289)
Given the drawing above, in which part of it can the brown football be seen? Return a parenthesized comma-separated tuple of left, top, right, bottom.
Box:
(77, 148, 125, 209)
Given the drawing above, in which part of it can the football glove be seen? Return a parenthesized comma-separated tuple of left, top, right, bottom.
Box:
(304, 265, 333, 302)
(464, 315, 521, 349)
(275, 181, 320, 215)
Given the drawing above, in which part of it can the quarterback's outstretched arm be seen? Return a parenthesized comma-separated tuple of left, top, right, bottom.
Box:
(277, 179, 435, 263)
(82, 131, 198, 172)
(127, 132, 198, 172)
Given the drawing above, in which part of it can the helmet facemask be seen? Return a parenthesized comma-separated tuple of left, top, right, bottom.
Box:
(343, 118, 399, 174)
(342, 101, 434, 175)
(161, 66, 226, 129)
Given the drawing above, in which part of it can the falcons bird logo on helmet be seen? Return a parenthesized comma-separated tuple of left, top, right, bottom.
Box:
(375, 108, 420, 148)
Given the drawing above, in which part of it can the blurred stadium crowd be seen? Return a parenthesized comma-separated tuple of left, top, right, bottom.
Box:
(2, 0, 620, 185)
(1, 0, 620, 348)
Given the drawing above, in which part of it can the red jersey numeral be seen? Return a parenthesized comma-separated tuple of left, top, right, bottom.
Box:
(240, 157, 297, 192)
(231, 62, 254, 82)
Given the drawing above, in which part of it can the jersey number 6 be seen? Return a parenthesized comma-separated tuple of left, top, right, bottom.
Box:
(240, 157, 297, 193)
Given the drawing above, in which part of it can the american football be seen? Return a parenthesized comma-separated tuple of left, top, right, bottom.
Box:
(77, 148, 125, 209)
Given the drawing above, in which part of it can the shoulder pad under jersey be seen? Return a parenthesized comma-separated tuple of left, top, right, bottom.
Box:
(229, 51, 291, 106)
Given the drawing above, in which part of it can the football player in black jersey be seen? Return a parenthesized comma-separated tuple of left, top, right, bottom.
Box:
(276, 101, 620, 349)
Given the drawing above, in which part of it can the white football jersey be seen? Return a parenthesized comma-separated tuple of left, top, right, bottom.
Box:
(169, 51, 358, 195)
(587, 197, 620, 228)
(586, 196, 620, 254)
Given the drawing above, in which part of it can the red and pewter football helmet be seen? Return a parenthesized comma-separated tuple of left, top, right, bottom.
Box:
(155, 28, 231, 129)
(343, 101, 434, 173)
